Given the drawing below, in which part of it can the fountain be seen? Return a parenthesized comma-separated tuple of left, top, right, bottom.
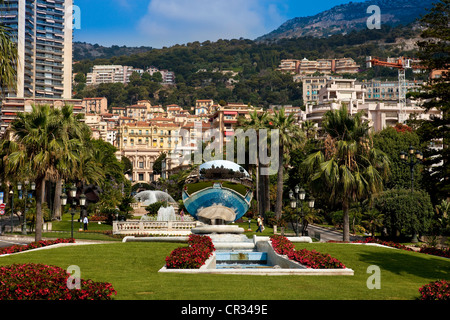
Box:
(134, 190, 175, 206)
(157, 206, 177, 221)
(125, 161, 352, 275)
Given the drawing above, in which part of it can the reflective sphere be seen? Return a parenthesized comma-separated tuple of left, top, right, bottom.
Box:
(182, 160, 253, 225)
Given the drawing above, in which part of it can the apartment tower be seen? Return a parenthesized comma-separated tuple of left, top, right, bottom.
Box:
(0, 0, 73, 99)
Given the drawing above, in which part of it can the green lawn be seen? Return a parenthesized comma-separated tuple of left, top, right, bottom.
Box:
(0, 239, 448, 300)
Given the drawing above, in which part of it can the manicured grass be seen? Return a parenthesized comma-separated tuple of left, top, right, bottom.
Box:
(0, 241, 448, 300)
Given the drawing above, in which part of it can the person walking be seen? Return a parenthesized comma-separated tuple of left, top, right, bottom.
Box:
(83, 216, 89, 231)
(256, 215, 263, 233)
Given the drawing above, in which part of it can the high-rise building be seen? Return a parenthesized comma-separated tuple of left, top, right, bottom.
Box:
(0, 0, 73, 99)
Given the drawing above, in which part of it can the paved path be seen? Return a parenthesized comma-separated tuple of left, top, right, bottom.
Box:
(0, 235, 35, 248)
(306, 224, 364, 242)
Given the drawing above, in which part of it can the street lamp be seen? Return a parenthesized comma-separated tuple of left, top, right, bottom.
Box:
(20, 180, 35, 235)
(399, 145, 423, 193)
(399, 146, 423, 243)
(9, 189, 13, 234)
(61, 185, 85, 240)
(289, 186, 306, 237)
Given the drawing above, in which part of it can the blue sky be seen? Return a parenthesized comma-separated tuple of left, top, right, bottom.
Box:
(73, 0, 367, 48)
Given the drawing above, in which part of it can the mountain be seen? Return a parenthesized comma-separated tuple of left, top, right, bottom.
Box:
(257, 0, 434, 42)
(73, 42, 153, 61)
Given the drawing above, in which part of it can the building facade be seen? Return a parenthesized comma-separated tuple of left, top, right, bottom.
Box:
(0, 0, 73, 99)
(82, 97, 108, 114)
(279, 57, 360, 76)
(86, 65, 144, 86)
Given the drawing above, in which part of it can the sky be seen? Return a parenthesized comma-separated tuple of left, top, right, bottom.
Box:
(73, 0, 368, 48)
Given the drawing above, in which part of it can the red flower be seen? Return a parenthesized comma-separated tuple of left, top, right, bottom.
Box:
(270, 235, 346, 269)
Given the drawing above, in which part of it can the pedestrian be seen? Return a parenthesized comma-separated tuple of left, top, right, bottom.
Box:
(256, 215, 262, 233)
(83, 216, 89, 231)
(180, 209, 184, 221)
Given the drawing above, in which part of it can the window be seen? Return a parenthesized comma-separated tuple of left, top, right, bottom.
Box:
(138, 174, 144, 181)
(139, 162, 144, 168)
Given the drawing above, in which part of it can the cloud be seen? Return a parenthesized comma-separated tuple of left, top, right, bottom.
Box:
(137, 0, 286, 48)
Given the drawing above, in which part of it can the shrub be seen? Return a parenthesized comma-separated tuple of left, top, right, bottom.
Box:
(0, 238, 75, 256)
(0, 263, 117, 300)
(419, 280, 450, 301)
(270, 235, 346, 269)
(165, 235, 215, 269)
(89, 215, 108, 222)
(419, 247, 450, 259)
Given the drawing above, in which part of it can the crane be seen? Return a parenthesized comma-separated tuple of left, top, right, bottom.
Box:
(366, 56, 424, 123)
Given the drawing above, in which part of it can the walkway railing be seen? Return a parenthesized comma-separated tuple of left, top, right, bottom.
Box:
(113, 220, 198, 235)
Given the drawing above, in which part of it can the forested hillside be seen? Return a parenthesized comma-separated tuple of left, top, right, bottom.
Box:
(73, 24, 424, 110)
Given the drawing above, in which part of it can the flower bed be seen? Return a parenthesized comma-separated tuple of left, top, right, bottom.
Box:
(0, 238, 75, 256)
(352, 237, 413, 251)
(165, 235, 215, 269)
(419, 247, 450, 259)
(0, 263, 117, 300)
(419, 280, 450, 300)
(270, 235, 346, 269)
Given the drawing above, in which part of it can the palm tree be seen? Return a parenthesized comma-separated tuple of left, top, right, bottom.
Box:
(269, 108, 305, 220)
(303, 105, 390, 242)
(52, 105, 90, 220)
(2, 105, 84, 241)
(0, 0, 17, 96)
(302, 120, 317, 140)
(237, 109, 271, 216)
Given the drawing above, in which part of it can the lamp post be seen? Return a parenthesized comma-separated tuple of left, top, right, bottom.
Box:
(399, 145, 423, 193)
(399, 146, 423, 243)
(9, 189, 14, 234)
(79, 194, 86, 231)
(289, 185, 306, 237)
(61, 185, 85, 240)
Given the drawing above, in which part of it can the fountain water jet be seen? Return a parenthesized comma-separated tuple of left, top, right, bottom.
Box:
(157, 206, 177, 221)
(134, 190, 175, 206)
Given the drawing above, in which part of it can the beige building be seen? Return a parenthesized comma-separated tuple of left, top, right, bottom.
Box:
(82, 97, 108, 114)
(305, 78, 441, 132)
(126, 105, 148, 121)
(195, 99, 215, 115)
(279, 57, 360, 76)
(277, 59, 300, 73)
(85, 113, 108, 141)
(86, 65, 144, 86)
(210, 103, 263, 152)
(302, 76, 338, 104)
(116, 121, 183, 182)
(306, 78, 366, 125)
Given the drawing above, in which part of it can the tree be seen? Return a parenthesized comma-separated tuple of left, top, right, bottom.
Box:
(372, 127, 422, 190)
(303, 105, 390, 242)
(237, 109, 271, 217)
(269, 108, 304, 220)
(1, 105, 84, 241)
(411, 0, 450, 203)
(373, 189, 434, 239)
